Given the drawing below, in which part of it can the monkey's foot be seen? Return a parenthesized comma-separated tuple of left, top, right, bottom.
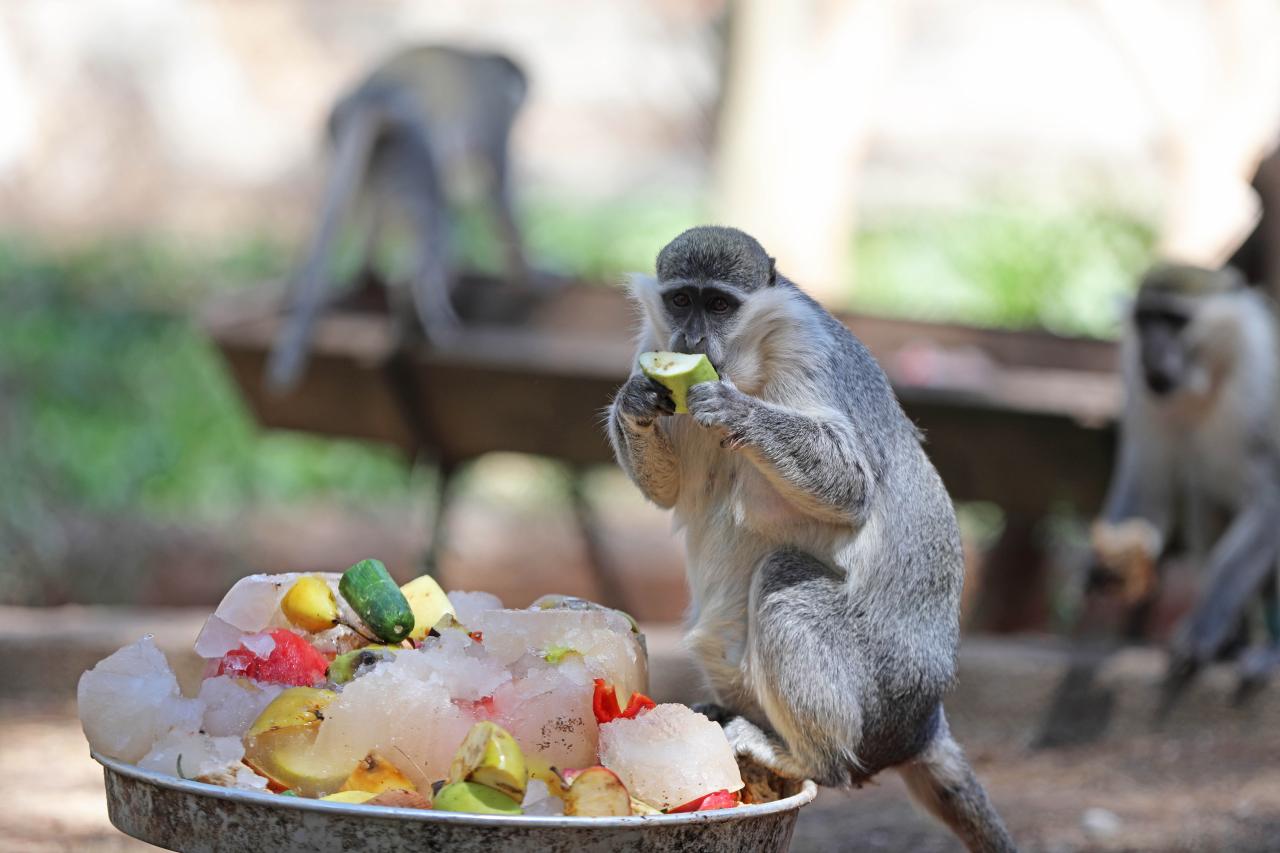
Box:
(1155, 653, 1200, 722)
(1234, 644, 1280, 704)
(721, 716, 808, 782)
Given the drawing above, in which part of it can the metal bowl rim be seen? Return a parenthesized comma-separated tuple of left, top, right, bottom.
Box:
(94, 752, 817, 828)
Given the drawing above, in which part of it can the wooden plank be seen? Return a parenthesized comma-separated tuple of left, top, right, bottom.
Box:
(203, 285, 1123, 516)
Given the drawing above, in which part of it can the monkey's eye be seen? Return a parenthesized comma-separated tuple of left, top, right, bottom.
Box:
(708, 296, 731, 314)
(671, 293, 692, 309)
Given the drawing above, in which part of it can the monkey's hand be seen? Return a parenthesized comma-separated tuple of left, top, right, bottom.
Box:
(686, 379, 755, 448)
(614, 373, 677, 427)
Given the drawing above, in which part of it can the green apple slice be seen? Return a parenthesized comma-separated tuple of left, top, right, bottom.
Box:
(434, 781, 523, 815)
(638, 351, 719, 414)
(449, 721, 528, 801)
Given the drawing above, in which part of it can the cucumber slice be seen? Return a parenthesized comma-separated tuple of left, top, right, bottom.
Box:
(638, 351, 719, 414)
(339, 559, 415, 644)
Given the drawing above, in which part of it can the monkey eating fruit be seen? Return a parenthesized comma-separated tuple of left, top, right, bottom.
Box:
(639, 351, 719, 414)
(608, 226, 1016, 853)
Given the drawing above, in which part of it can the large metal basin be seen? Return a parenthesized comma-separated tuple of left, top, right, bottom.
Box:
(96, 752, 817, 853)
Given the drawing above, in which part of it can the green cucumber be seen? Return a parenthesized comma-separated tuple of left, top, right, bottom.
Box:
(638, 351, 719, 414)
(339, 559, 415, 644)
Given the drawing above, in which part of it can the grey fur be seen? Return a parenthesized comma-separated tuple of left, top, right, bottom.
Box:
(607, 226, 1015, 852)
(268, 46, 529, 389)
(657, 226, 776, 292)
(1098, 268, 1280, 698)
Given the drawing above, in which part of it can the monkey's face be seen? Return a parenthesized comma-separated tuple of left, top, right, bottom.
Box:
(1133, 299, 1194, 397)
(657, 281, 743, 370)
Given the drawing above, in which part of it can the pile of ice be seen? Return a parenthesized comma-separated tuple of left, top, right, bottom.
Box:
(77, 637, 203, 764)
(599, 703, 745, 809)
(79, 577, 649, 791)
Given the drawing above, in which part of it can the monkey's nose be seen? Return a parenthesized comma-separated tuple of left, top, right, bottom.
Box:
(672, 334, 707, 355)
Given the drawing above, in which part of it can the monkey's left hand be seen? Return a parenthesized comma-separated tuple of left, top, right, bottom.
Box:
(687, 379, 756, 448)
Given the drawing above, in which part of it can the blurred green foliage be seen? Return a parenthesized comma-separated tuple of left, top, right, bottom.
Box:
(0, 239, 411, 524)
(851, 205, 1155, 336)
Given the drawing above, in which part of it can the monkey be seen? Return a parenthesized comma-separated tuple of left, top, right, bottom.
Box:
(268, 46, 531, 389)
(1091, 262, 1280, 702)
(606, 226, 1015, 852)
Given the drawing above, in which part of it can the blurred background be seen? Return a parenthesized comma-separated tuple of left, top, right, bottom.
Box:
(3, 1, 1280, 851)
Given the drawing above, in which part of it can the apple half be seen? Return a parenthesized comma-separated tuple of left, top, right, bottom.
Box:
(638, 351, 719, 414)
(563, 766, 632, 817)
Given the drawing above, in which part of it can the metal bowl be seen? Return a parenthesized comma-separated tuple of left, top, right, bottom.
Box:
(95, 752, 817, 853)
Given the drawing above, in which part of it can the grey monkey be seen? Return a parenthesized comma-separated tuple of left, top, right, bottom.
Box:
(1093, 263, 1280, 701)
(607, 226, 1015, 852)
(269, 46, 530, 389)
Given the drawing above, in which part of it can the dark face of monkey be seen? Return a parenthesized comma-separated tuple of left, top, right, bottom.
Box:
(654, 226, 777, 369)
(1134, 298, 1193, 396)
(1130, 263, 1238, 397)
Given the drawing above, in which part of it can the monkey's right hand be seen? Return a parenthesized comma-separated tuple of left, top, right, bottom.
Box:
(614, 373, 676, 427)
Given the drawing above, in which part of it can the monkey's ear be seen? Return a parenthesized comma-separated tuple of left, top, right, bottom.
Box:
(767, 257, 777, 287)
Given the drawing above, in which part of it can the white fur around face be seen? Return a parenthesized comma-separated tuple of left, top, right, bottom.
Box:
(625, 275, 861, 709)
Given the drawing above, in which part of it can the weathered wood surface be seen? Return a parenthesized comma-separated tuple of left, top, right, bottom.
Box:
(203, 281, 1121, 516)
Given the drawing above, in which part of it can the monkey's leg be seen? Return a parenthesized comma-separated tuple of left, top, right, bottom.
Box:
(742, 548, 871, 786)
(747, 549, 1016, 852)
(487, 162, 532, 288)
(1163, 496, 1280, 707)
(897, 711, 1017, 853)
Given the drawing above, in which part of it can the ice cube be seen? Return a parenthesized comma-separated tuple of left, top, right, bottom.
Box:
(197, 676, 285, 738)
(139, 730, 242, 779)
(195, 572, 350, 658)
(470, 608, 646, 700)
(492, 655, 598, 771)
(415, 631, 512, 701)
(521, 779, 565, 815)
(448, 590, 504, 625)
(598, 703, 743, 810)
(78, 637, 204, 763)
(239, 632, 276, 658)
(138, 729, 271, 790)
(311, 651, 476, 788)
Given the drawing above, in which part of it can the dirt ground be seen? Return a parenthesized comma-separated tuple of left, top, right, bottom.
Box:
(5, 632, 1280, 853)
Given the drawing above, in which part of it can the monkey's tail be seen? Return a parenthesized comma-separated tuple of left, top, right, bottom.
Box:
(896, 709, 1017, 853)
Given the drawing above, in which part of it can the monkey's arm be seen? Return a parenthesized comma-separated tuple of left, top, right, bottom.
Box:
(608, 374, 681, 508)
(1099, 419, 1176, 530)
(1091, 413, 1177, 597)
(686, 380, 873, 526)
(1172, 482, 1280, 664)
(268, 103, 383, 390)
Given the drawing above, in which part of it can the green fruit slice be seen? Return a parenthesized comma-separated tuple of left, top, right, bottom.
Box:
(328, 646, 397, 685)
(434, 781, 523, 815)
(449, 721, 527, 801)
(638, 351, 719, 414)
(339, 559, 415, 644)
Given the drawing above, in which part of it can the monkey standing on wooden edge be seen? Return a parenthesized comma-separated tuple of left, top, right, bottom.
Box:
(607, 227, 1015, 852)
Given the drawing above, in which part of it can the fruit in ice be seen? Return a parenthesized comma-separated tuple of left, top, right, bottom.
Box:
(449, 721, 527, 801)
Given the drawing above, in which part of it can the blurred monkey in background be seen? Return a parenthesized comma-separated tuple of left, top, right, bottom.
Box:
(269, 46, 530, 388)
(1092, 263, 1280, 701)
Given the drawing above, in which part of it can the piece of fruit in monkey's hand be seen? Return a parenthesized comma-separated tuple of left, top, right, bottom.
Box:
(1090, 519, 1160, 603)
(638, 351, 719, 414)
